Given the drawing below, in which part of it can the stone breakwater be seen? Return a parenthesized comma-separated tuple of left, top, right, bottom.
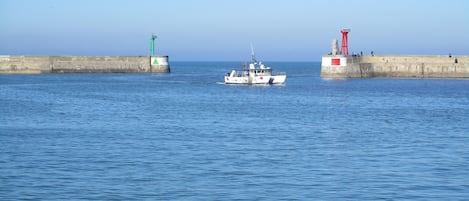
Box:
(0, 55, 170, 74)
(321, 55, 469, 79)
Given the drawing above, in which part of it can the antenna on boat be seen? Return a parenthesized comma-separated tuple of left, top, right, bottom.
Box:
(250, 43, 258, 64)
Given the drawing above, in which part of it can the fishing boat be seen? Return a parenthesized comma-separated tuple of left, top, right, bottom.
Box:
(224, 47, 286, 85)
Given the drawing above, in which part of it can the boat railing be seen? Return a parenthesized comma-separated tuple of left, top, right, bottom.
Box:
(227, 68, 286, 77)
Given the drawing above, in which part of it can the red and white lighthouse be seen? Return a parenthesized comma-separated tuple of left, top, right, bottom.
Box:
(321, 28, 351, 72)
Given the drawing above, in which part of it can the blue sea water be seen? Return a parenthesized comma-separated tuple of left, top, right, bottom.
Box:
(1, 61, 469, 200)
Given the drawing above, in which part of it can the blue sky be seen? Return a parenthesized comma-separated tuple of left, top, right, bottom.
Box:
(1, 0, 468, 61)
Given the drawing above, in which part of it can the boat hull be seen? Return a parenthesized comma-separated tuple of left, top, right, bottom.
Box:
(224, 75, 271, 84)
(270, 75, 286, 84)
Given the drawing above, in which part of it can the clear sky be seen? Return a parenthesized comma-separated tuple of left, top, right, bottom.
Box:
(1, 0, 468, 61)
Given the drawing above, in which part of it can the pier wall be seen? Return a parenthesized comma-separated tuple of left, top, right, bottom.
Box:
(0, 55, 170, 74)
(321, 55, 469, 79)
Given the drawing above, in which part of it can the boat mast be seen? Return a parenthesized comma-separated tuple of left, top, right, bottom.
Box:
(250, 44, 258, 64)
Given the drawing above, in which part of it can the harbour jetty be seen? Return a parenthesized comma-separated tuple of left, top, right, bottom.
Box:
(0, 55, 170, 74)
(0, 34, 170, 74)
(321, 29, 469, 79)
(321, 55, 469, 78)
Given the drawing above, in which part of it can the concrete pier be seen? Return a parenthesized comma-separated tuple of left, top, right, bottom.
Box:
(321, 55, 469, 79)
(0, 55, 170, 74)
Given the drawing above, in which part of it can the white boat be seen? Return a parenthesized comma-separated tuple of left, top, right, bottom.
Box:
(224, 47, 286, 85)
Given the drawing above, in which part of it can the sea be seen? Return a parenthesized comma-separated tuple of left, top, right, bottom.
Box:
(1, 62, 468, 200)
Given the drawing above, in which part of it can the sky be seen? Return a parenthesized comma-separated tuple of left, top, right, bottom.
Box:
(1, 0, 468, 61)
